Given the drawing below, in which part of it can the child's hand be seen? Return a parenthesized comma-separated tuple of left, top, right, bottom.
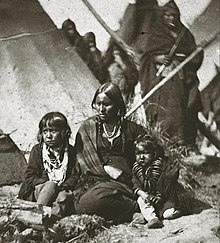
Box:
(144, 194, 154, 204)
(136, 189, 149, 201)
(150, 195, 163, 206)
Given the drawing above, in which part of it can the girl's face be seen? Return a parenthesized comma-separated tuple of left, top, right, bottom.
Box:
(42, 125, 62, 148)
(135, 144, 154, 166)
(95, 92, 118, 122)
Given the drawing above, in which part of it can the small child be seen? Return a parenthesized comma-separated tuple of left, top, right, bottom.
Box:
(132, 135, 183, 228)
(18, 112, 79, 217)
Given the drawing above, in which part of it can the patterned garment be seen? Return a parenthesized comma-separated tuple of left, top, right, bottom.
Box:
(75, 116, 146, 193)
(75, 117, 109, 177)
(42, 143, 68, 185)
(75, 116, 145, 177)
(132, 157, 193, 214)
(132, 158, 164, 194)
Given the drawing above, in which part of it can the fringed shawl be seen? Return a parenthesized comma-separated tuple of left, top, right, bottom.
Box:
(74, 116, 145, 200)
(75, 116, 148, 195)
(75, 116, 109, 178)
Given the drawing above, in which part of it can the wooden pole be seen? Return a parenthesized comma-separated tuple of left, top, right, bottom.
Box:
(125, 46, 203, 118)
(0, 198, 51, 229)
(125, 32, 219, 118)
(81, 1, 220, 149)
(81, 0, 135, 57)
(156, 27, 186, 77)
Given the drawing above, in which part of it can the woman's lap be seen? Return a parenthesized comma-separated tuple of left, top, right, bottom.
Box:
(74, 181, 138, 223)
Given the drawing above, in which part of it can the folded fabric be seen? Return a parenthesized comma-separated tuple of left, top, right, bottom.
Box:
(104, 165, 122, 179)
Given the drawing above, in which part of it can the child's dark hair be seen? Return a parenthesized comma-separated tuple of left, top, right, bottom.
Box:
(135, 135, 165, 158)
(37, 112, 71, 146)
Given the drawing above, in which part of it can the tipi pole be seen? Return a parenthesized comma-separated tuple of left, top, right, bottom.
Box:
(81, 0, 135, 57)
(125, 32, 219, 118)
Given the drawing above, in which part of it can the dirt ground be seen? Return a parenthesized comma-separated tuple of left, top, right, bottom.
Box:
(90, 155, 220, 243)
(0, 154, 219, 243)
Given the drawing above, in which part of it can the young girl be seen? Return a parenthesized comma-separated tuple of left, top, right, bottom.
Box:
(18, 112, 78, 217)
(132, 135, 187, 228)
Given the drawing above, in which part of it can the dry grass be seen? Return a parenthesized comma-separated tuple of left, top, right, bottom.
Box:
(1, 108, 219, 242)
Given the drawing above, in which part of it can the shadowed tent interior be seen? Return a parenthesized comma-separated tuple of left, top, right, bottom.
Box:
(201, 69, 220, 128)
(0, 0, 100, 155)
(0, 132, 27, 186)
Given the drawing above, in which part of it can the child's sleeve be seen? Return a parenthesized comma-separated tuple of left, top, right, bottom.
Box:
(152, 158, 165, 196)
(132, 175, 143, 194)
(62, 164, 80, 191)
(61, 145, 80, 191)
(132, 162, 144, 194)
(24, 145, 48, 188)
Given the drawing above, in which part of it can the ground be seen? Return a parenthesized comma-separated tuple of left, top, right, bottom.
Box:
(0, 86, 219, 242)
(0, 154, 219, 243)
(90, 155, 220, 243)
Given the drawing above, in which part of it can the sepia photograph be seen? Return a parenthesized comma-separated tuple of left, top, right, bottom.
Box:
(0, 0, 219, 242)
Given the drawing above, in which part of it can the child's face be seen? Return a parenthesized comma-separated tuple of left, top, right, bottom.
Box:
(135, 144, 154, 166)
(42, 125, 62, 148)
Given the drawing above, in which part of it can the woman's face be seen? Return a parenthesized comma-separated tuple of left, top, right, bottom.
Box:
(42, 125, 62, 148)
(66, 25, 77, 37)
(163, 10, 179, 29)
(95, 92, 118, 122)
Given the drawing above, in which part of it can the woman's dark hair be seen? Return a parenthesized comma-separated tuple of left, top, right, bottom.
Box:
(162, 0, 180, 16)
(161, 1, 181, 28)
(62, 19, 76, 30)
(83, 32, 96, 45)
(37, 112, 71, 146)
(91, 82, 126, 118)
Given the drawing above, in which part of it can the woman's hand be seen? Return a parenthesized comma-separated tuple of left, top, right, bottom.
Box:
(58, 183, 70, 192)
(154, 54, 171, 66)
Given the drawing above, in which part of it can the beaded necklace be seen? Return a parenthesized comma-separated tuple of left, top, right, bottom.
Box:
(103, 123, 121, 146)
(103, 123, 118, 138)
(96, 116, 126, 153)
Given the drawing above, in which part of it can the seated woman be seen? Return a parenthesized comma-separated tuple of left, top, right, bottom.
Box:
(73, 82, 148, 223)
(18, 112, 78, 217)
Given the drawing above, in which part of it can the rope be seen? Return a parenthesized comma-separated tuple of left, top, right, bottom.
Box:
(0, 28, 57, 41)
